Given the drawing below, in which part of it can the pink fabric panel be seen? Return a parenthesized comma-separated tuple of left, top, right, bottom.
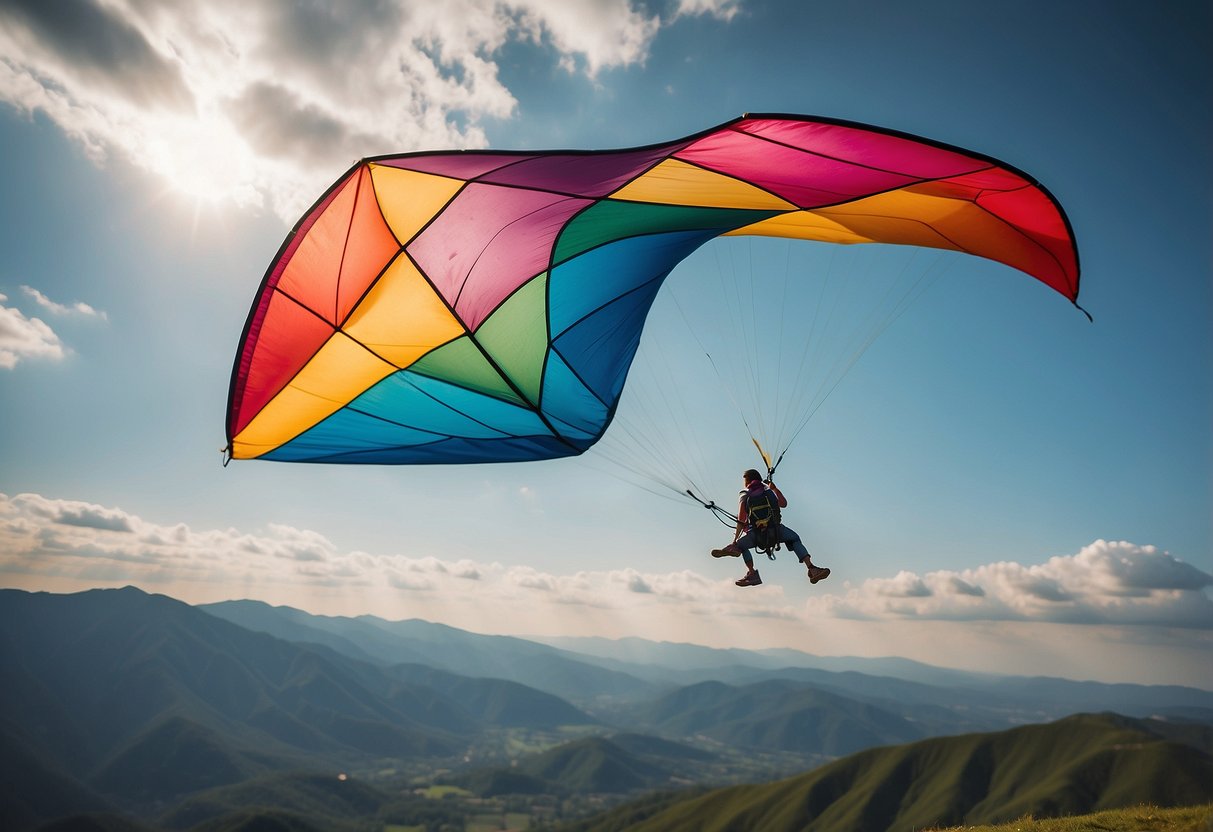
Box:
(676, 129, 918, 208)
(407, 183, 591, 330)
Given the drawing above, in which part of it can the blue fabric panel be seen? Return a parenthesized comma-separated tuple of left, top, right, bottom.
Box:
(268, 408, 445, 461)
(553, 274, 665, 406)
(540, 350, 609, 441)
(350, 370, 549, 439)
(275, 434, 578, 464)
(545, 415, 600, 445)
(548, 229, 715, 337)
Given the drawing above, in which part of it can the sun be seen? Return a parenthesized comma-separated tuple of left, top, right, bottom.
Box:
(142, 109, 261, 209)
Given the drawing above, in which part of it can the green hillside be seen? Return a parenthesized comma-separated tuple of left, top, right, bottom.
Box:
(158, 771, 386, 830)
(0, 727, 114, 831)
(637, 678, 924, 755)
(562, 714, 1213, 832)
(517, 736, 673, 793)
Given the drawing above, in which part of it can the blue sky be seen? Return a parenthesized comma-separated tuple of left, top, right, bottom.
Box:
(0, 0, 1209, 688)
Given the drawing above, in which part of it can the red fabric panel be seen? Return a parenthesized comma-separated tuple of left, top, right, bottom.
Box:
(231, 291, 334, 436)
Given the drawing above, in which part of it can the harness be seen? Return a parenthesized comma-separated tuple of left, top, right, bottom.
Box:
(744, 487, 782, 557)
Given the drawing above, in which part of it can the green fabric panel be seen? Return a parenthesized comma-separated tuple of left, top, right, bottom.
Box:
(475, 274, 548, 405)
(553, 201, 785, 265)
(410, 335, 525, 406)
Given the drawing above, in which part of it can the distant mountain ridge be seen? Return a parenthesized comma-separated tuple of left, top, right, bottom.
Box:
(201, 598, 657, 702)
(202, 597, 1213, 724)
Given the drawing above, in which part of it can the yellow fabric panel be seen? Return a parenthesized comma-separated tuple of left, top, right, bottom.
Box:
(343, 254, 464, 367)
(231, 333, 396, 456)
(724, 211, 875, 245)
(811, 189, 973, 251)
(369, 163, 465, 245)
(612, 159, 797, 210)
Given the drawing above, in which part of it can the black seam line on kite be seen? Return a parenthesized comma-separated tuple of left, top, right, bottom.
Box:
(342, 401, 514, 442)
(226, 158, 365, 442)
(335, 248, 407, 334)
(463, 329, 580, 454)
(361, 161, 466, 251)
(740, 112, 1047, 188)
(721, 122, 992, 183)
(332, 166, 366, 325)
(273, 434, 491, 465)
(539, 195, 618, 420)
(292, 433, 569, 465)
(364, 136, 698, 209)
(545, 204, 790, 274)
(812, 209, 979, 267)
(283, 436, 454, 464)
(363, 138, 697, 176)
(662, 153, 874, 211)
(449, 194, 584, 311)
(329, 162, 418, 338)
(232, 287, 340, 434)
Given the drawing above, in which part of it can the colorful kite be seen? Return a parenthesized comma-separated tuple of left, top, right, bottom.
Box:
(226, 113, 1081, 464)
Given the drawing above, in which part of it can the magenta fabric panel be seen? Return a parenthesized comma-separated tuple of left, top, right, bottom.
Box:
(676, 129, 918, 207)
(407, 183, 592, 329)
(734, 117, 988, 180)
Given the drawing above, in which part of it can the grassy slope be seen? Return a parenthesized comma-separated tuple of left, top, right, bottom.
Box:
(562, 715, 1213, 832)
(928, 803, 1213, 831)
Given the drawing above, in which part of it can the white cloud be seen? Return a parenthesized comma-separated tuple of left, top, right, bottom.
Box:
(3, 492, 1212, 685)
(21, 286, 108, 320)
(0, 0, 674, 219)
(3, 493, 1208, 634)
(0, 292, 66, 368)
(673, 0, 742, 21)
(817, 540, 1213, 628)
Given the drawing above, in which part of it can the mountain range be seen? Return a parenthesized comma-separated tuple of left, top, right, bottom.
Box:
(1, 586, 1210, 831)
